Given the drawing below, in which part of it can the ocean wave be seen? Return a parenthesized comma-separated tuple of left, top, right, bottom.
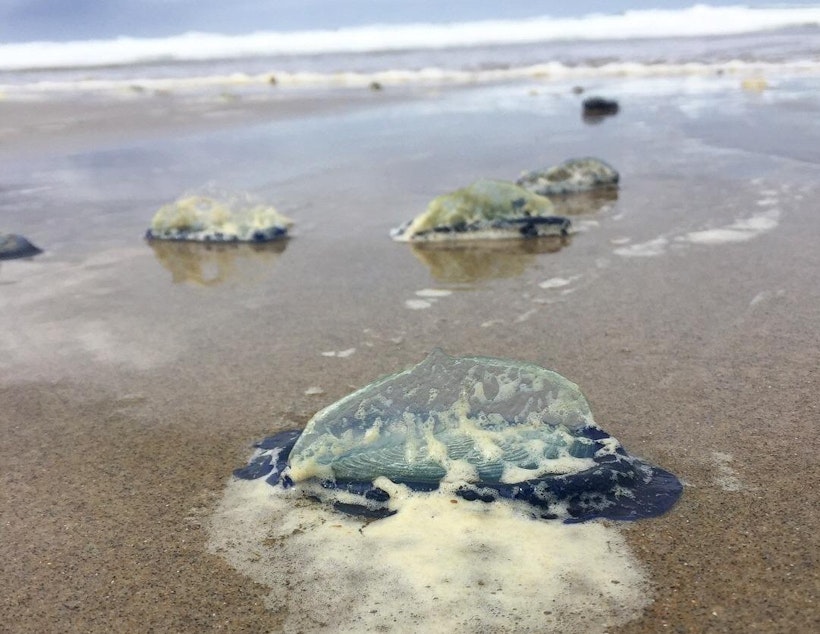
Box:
(2, 4, 820, 72)
(4, 59, 820, 95)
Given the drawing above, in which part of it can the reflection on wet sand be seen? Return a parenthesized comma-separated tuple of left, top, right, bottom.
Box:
(550, 188, 618, 216)
(148, 239, 288, 286)
(411, 236, 569, 284)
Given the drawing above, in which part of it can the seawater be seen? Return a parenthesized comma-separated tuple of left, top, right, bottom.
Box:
(2, 5, 820, 94)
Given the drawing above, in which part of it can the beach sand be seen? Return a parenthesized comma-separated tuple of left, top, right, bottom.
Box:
(1, 76, 819, 632)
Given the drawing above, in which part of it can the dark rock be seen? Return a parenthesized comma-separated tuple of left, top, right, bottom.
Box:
(0, 233, 42, 260)
(582, 97, 620, 123)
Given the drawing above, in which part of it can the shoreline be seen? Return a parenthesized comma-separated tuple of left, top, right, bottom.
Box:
(1, 77, 818, 632)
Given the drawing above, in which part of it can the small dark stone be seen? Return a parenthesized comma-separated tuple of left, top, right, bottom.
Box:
(582, 97, 620, 124)
(269, 75, 278, 85)
(369, 81, 383, 91)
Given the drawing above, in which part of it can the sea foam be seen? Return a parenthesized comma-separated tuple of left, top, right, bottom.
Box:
(209, 476, 651, 633)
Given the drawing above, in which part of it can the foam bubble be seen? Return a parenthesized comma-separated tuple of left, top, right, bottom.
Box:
(416, 289, 453, 298)
(712, 451, 743, 492)
(513, 308, 538, 323)
(614, 237, 668, 258)
(756, 198, 779, 207)
(749, 289, 784, 307)
(320, 348, 357, 358)
(539, 276, 577, 289)
(209, 477, 651, 633)
(405, 299, 432, 310)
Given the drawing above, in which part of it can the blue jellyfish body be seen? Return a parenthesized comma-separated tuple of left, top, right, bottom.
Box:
(235, 350, 682, 523)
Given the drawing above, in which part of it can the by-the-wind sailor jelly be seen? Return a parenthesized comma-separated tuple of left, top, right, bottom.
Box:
(390, 180, 570, 242)
(235, 350, 682, 522)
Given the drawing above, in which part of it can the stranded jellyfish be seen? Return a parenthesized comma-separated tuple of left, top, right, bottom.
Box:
(0, 233, 42, 260)
(390, 180, 571, 242)
(145, 191, 292, 243)
(516, 157, 620, 197)
(235, 350, 681, 522)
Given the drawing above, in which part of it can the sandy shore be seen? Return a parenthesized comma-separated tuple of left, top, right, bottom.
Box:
(1, 76, 819, 632)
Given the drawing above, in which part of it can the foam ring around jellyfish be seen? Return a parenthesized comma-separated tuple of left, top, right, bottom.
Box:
(235, 349, 682, 522)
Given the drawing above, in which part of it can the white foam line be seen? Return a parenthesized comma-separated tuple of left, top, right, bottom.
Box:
(756, 198, 779, 206)
(4, 60, 820, 95)
(678, 209, 780, 245)
(6, 5, 820, 72)
(513, 308, 538, 323)
(749, 289, 784, 307)
(320, 348, 357, 358)
(415, 288, 453, 298)
(405, 299, 432, 310)
(539, 275, 581, 290)
(614, 237, 669, 258)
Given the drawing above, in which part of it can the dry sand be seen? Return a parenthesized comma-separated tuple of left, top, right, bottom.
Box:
(1, 78, 819, 632)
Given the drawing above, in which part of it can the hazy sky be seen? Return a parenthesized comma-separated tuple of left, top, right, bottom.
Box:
(1, 1, 818, 42)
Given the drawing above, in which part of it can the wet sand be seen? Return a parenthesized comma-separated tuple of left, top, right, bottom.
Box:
(1, 77, 819, 632)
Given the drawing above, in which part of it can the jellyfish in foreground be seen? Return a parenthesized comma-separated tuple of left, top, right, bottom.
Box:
(235, 350, 681, 522)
